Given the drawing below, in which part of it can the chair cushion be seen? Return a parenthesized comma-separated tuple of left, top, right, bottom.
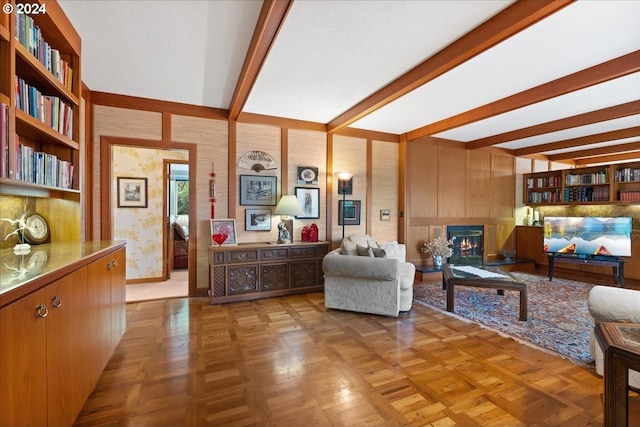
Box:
(174, 223, 188, 241)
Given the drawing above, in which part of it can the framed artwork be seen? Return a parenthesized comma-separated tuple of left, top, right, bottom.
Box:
(338, 200, 361, 225)
(117, 177, 148, 208)
(210, 219, 237, 245)
(337, 177, 353, 195)
(240, 175, 277, 206)
(297, 166, 319, 185)
(380, 209, 391, 221)
(245, 209, 271, 231)
(295, 187, 320, 219)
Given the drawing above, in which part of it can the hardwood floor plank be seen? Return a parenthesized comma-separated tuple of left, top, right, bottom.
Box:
(75, 268, 640, 426)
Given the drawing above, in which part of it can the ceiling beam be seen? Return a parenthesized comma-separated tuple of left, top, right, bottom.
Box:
(227, 0, 293, 121)
(513, 126, 640, 157)
(408, 50, 640, 141)
(575, 150, 640, 166)
(325, 0, 574, 134)
(467, 100, 640, 149)
(548, 139, 640, 161)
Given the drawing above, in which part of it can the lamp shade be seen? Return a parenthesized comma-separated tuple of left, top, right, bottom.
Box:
(336, 171, 353, 181)
(274, 195, 303, 217)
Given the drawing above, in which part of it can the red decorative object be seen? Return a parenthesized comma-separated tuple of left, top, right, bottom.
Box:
(301, 226, 310, 242)
(309, 223, 318, 242)
(212, 233, 228, 246)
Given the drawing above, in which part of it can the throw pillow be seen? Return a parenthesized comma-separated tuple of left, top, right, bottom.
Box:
(379, 241, 401, 260)
(370, 247, 387, 258)
(174, 223, 188, 241)
(356, 244, 373, 257)
(349, 234, 378, 248)
(340, 238, 358, 256)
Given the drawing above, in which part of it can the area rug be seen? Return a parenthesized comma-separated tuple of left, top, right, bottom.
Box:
(413, 272, 595, 362)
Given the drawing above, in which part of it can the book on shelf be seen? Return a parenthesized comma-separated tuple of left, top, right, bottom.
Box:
(614, 167, 640, 182)
(15, 77, 74, 138)
(13, 135, 74, 189)
(0, 103, 7, 178)
(14, 13, 73, 90)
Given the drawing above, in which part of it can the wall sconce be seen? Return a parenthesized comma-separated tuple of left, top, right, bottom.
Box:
(274, 195, 303, 244)
(336, 172, 354, 239)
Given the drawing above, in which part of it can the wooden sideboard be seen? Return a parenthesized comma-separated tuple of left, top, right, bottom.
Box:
(209, 241, 330, 303)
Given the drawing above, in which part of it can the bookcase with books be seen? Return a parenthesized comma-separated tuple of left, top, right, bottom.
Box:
(0, 1, 81, 243)
(524, 162, 640, 205)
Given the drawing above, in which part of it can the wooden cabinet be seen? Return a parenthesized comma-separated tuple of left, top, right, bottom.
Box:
(515, 226, 547, 267)
(209, 242, 330, 303)
(523, 161, 640, 206)
(0, 243, 125, 427)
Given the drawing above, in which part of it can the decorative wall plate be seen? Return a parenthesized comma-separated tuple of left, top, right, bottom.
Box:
(238, 150, 277, 173)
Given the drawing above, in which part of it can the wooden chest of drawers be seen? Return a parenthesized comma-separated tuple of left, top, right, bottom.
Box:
(209, 241, 330, 303)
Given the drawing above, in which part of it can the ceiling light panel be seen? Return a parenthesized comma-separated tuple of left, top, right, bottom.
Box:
(352, 0, 640, 135)
(243, 0, 512, 122)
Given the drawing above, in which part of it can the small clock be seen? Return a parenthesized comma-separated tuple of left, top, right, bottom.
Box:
(19, 211, 50, 245)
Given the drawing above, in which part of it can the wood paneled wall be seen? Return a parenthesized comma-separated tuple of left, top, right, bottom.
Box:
(405, 137, 516, 265)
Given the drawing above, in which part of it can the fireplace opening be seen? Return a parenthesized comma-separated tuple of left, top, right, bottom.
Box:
(447, 225, 484, 266)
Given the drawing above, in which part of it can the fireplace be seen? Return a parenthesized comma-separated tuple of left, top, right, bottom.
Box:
(447, 225, 484, 266)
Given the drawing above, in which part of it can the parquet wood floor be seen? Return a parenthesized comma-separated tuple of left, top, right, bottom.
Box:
(74, 269, 639, 427)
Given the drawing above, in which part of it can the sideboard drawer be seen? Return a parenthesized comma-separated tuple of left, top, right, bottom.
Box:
(261, 247, 289, 261)
(226, 250, 259, 263)
(291, 246, 317, 258)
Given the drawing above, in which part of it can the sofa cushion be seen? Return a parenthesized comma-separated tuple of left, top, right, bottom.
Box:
(357, 245, 373, 257)
(371, 247, 387, 258)
(340, 238, 358, 256)
(378, 241, 402, 260)
(349, 234, 378, 248)
(174, 223, 188, 241)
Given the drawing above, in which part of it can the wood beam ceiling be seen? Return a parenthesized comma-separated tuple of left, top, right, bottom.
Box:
(574, 150, 640, 166)
(325, 0, 574, 134)
(513, 126, 640, 157)
(228, 0, 293, 121)
(407, 50, 640, 141)
(466, 100, 640, 150)
(548, 140, 640, 162)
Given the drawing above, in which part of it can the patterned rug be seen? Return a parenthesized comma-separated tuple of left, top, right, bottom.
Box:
(413, 272, 595, 362)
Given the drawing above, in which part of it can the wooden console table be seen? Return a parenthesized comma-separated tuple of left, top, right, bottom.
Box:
(548, 254, 626, 287)
(595, 322, 640, 427)
(209, 241, 329, 303)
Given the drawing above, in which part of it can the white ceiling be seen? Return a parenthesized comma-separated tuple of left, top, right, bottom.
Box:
(59, 0, 640, 165)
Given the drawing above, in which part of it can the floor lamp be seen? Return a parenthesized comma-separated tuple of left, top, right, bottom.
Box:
(336, 172, 353, 239)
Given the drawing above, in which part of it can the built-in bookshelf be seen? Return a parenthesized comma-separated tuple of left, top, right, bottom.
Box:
(524, 162, 640, 205)
(0, 0, 80, 196)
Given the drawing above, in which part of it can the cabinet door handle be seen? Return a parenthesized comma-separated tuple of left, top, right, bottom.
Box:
(36, 304, 48, 318)
(112, 259, 118, 268)
(51, 295, 62, 308)
(107, 261, 113, 271)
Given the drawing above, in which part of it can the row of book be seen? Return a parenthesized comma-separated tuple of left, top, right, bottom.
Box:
(15, 136, 74, 189)
(614, 168, 640, 183)
(619, 190, 640, 202)
(563, 186, 610, 202)
(0, 103, 7, 178)
(526, 175, 562, 189)
(565, 170, 609, 186)
(16, 77, 74, 139)
(527, 190, 562, 204)
(15, 13, 73, 91)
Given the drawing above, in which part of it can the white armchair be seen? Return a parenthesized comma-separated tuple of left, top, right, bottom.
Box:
(323, 235, 415, 317)
(587, 285, 640, 388)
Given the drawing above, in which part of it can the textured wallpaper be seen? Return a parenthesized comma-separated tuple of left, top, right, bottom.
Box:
(113, 146, 187, 280)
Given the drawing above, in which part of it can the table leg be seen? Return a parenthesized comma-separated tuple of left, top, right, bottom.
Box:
(612, 266, 618, 285)
(446, 283, 454, 313)
(548, 256, 554, 281)
(519, 288, 528, 321)
(619, 263, 625, 288)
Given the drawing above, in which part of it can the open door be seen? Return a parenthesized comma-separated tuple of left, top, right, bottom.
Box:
(165, 161, 189, 280)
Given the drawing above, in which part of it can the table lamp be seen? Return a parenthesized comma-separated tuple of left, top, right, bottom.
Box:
(274, 195, 303, 244)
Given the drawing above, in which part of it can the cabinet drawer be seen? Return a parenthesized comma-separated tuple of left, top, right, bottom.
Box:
(261, 248, 289, 261)
(228, 265, 259, 294)
(291, 246, 317, 258)
(226, 250, 259, 264)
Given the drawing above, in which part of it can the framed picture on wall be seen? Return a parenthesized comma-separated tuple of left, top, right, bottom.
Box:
(245, 209, 271, 231)
(338, 200, 361, 225)
(210, 219, 237, 246)
(239, 175, 277, 206)
(295, 187, 320, 219)
(117, 177, 148, 208)
(297, 166, 319, 185)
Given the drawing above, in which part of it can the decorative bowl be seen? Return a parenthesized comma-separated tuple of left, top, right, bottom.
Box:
(501, 249, 516, 262)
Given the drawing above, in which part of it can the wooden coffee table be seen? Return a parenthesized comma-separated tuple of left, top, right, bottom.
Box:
(442, 264, 528, 321)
